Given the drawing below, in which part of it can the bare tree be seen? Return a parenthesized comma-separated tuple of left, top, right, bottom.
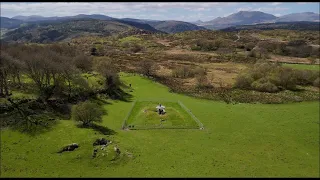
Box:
(139, 59, 159, 77)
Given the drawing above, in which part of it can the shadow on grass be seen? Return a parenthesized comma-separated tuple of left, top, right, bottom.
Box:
(77, 123, 117, 135)
(107, 87, 133, 103)
(9, 114, 59, 136)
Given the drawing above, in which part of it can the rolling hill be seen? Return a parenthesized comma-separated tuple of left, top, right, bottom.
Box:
(2, 19, 161, 43)
(201, 11, 277, 30)
(146, 20, 207, 33)
(200, 11, 320, 30)
(275, 12, 320, 22)
(221, 21, 320, 32)
(0, 17, 24, 29)
(3, 14, 206, 34)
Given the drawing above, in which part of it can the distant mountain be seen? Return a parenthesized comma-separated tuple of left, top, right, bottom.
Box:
(276, 12, 320, 22)
(221, 21, 320, 32)
(0, 17, 24, 29)
(114, 19, 163, 33)
(120, 18, 160, 24)
(2, 19, 160, 43)
(12, 15, 49, 22)
(202, 11, 277, 30)
(146, 20, 206, 33)
(12, 14, 116, 22)
(191, 20, 204, 25)
(7, 14, 205, 33)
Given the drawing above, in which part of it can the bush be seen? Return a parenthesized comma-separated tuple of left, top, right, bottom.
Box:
(139, 59, 159, 77)
(130, 43, 143, 53)
(251, 78, 279, 93)
(172, 66, 195, 78)
(294, 69, 319, 86)
(172, 66, 207, 79)
(270, 67, 297, 91)
(288, 39, 307, 46)
(72, 101, 104, 126)
(195, 74, 212, 89)
(245, 42, 255, 51)
(73, 55, 93, 72)
(234, 74, 254, 89)
(313, 77, 320, 88)
(193, 66, 207, 76)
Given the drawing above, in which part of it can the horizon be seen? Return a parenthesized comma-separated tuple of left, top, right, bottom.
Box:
(0, 2, 319, 22)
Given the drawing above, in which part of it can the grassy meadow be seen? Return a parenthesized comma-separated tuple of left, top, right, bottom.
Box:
(1, 72, 319, 177)
(282, 63, 320, 71)
(125, 101, 199, 129)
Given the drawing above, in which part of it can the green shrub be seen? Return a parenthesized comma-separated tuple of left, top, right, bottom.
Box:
(72, 101, 104, 126)
(234, 74, 254, 89)
(251, 78, 279, 93)
(193, 66, 207, 76)
(195, 74, 212, 89)
(294, 69, 319, 86)
(172, 66, 195, 78)
(270, 67, 297, 91)
(313, 77, 320, 87)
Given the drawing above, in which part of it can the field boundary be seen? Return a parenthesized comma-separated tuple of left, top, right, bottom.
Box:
(178, 101, 204, 129)
(136, 98, 178, 103)
(121, 100, 137, 129)
(122, 99, 204, 130)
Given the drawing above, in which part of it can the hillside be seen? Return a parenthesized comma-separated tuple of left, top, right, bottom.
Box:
(0, 17, 24, 29)
(147, 20, 206, 33)
(12, 14, 116, 22)
(2, 19, 154, 43)
(202, 11, 277, 30)
(276, 12, 320, 22)
(221, 21, 320, 32)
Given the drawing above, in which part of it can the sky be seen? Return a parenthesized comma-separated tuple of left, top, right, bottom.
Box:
(0, 2, 319, 22)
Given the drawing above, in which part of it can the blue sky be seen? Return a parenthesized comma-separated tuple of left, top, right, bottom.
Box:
(0, 2, 319, 22)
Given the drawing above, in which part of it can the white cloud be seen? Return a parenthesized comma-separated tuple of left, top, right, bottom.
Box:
(256, 7, 289, 12)
(270, 2, 282, 6)
(0, 2, 239, 18)
(237, 7, 254, 11)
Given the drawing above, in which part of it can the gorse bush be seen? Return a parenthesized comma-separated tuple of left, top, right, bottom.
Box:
(172, 66, 194, 78)
(251, 78, 279, 93)
(234, 60, 319, 93)
(195, 74, 212, 89)
(234, 74, 254, 90)
(171, 66, 207, 79)
(313, 77, 320, 88)
(293, 69, 319, 86)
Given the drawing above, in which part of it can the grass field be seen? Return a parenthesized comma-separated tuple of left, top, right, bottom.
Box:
(1, 72, 319, 177)
(282, 63, 320, 71)
(124, 101, 199, 129)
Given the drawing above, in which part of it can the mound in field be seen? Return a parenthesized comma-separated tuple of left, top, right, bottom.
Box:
(123, 100, 202, 130)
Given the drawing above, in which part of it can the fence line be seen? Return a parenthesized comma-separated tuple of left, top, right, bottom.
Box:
(121, 100, 137, 129)
(135, 98, 178, 103)
(178, 101, 204, 128)
(122, 99, 204, 130)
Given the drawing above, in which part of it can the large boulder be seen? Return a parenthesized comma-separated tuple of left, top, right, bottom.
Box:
(57, 143, 79, 153)
(93, 138, 109, 146)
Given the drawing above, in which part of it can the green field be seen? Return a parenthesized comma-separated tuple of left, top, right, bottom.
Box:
(1, 73, 319, 177)
(283, 63, 320, 71)
(125, 101, 199, 129)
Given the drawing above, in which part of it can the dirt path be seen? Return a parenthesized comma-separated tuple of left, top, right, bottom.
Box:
(164, 48, 218, 56)
(268, 55, 312, 64)
(155, 38, 171, 47)
(234, 32, 240, 42)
